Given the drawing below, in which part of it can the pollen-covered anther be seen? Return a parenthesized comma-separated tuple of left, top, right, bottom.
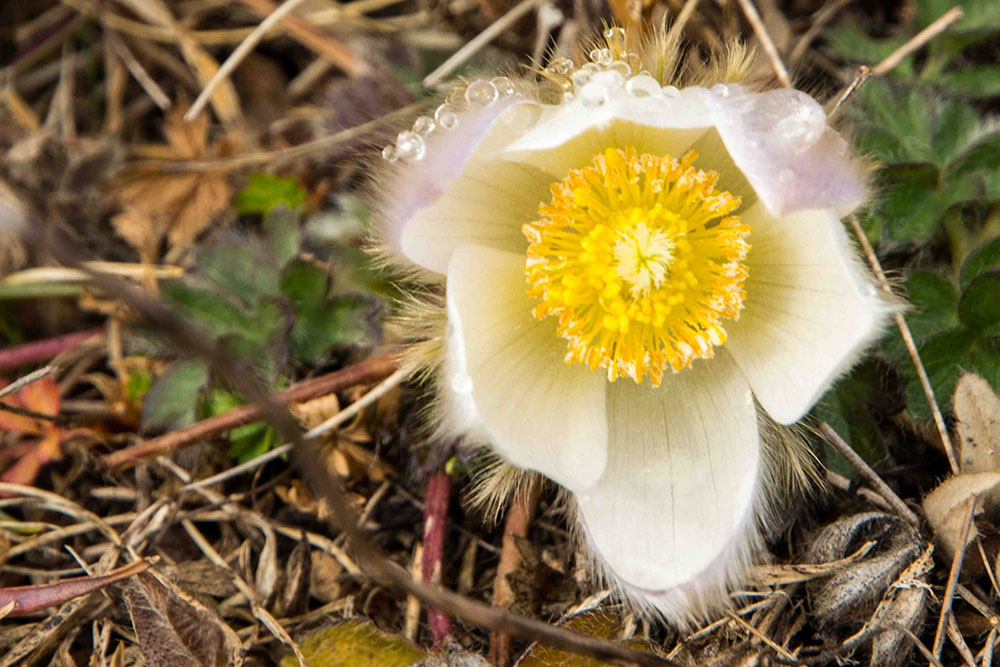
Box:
(523, 146, 751, 385)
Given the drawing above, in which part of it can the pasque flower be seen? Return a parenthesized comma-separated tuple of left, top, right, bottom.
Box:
(372, 28, 891, 623)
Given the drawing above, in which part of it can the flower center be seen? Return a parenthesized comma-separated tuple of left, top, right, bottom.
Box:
(523, 146, 751, 385)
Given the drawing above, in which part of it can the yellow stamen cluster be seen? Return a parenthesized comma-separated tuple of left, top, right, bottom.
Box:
(523, 146, 751, 385)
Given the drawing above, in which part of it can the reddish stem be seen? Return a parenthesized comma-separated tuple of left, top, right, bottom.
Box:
(489, 475, 542, 666)
(421, 467, 453, 646)
(0, 328, 104, 372)
(0, 558, 152, 615)
(101, 354, 398, 470)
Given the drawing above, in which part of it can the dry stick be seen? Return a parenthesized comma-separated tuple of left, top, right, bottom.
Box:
(846, 215, 960, 474)
(828, 6, 964, 115)
(105, 30, 170, 110)
(932, 496, 977, 663)
(0, 328, 103, 372)
(490, 474, 543, 667)
(827, 65, 870, 119)
(788, 0, 851, 64)
(422, 468, 453, 647)
(423, 0, 542, 89)
(734, 0, 791, 87)
(61, 266, 677, 666)
(101, 354, 398, 470)
(872, 7, 964, 76)
(0, 367, 54, 401)
(824, 469, 894, 513)
(665, 0, 704, 47)
(819, 422, 920, 525)
(236, 0, 363, 76)
(185, 0, 310, 121)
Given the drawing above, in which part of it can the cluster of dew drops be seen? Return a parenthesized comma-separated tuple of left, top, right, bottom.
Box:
(380, 27, 738, 165)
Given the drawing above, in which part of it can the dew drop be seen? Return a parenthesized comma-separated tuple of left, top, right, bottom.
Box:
(711, 83, 731, 97)
(412, 115, 435, 135)
(465, 79, 498, 106)
(490, 76, 515, 97)
(608, 60, 631, 78)
(625, 73, 661, 97)
(595, 48, 614, 66)
(604, 26, 626, 52)
(571, 69, 591, 88)
(395, 131, 426, 161)
(381, 144, 398, 162)
(450, 371, 472, 394)
(579, 81, 608, 107)
(434, 103, 459, 129)
(662, 85, 680, 98)
(581, 62, 602, 75)
(545, 56, 575, 76)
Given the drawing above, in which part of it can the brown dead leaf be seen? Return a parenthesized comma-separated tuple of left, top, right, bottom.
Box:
(956, 373, 1000, 474)
(122, 570, 243, 667)
(923, 471, 1000, 558)
(108, 103, 234, 263)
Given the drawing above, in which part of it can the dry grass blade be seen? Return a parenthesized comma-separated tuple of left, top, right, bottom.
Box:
(932, 496, 976, 662)
(185, 0, 310, 121)
(0, 558, 152, 615)
(846, 215, 960, 474)
(734, 0, 791, 86)
(820, 422, 920, 525)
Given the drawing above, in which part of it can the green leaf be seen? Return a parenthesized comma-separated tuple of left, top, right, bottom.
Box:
(161, 282, 256, 338)
(141, 360, 209, 433)
(280, 620, 426, 667)
(228, 421, 277, 463)
(904, 327, 976, 419)
(933, 66, 1000, 99)
(125, 369, 154, 403)
(816, 361, 901, 475)
(197, 237, 281, 307)
(959, 271, 1000, 330)
(289, 295, 379, 363)
(827, 24, 913, 74)
(883, 269, 959, 358)
(960, 236, 1000, 288)
(280, 260, 328, 308)
(266, 207, 299, 269)
(235, 174, 306, 216)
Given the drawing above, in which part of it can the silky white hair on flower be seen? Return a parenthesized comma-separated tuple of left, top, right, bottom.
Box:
(368, 26, 894, 627)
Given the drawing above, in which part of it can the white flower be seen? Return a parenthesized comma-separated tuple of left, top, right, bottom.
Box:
(371, 29, 891, 623)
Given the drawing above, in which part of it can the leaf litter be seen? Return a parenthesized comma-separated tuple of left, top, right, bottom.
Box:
(0, 0, 1000, 665)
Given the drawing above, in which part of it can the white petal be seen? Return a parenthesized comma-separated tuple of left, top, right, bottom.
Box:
(503, 77, 711, 176)
(377, 98, 553, 275)
(711, 88, 866, 216)
(446, 244, 608, 490)
(724, 203, 891, 424)
(501, 83, 864, 217)
(576, 352, 760, 593)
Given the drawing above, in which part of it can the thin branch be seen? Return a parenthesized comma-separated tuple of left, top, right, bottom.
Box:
(105, 29, 170, 110)
(931, 496, 976, 662)
(47, 249, 677, 666)
(0, 328, 103, 372)
(824, 469, 893, 513)
(829, 7, 964, 111)
(101, 355, 399, 469)
(827, 65, 870, 119)
(423, 0, 543, 89)
(422, 468, 454, 646)
(788, 0, 851, 64)
(819, 422, 920, 525)
(303, 367, 407, 440)
(0, 367, 55, 401)
(871, 7, 964, 76)
(185, 0, 310, 121)
(846, 215, 959, 474)
(734, 0, 791, 87)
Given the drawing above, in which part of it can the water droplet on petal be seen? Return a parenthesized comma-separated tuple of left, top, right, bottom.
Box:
(450, 371, 472, 394)
(750, 89, 829, 155)
(381, 144, 398, 162)
(604, 26, 626, 52)
(711, 83, 731, 97)
(490, 76, 515, 97)
(395, 131, 426, 161)
(662, 85, 680, 98)
(580, 81, 608, 107)
(626, 74, 661, 97)
(571, 69, 591, 88)
(545, 57, 575, 76)
(412, 115, 435, 135)
(595, 48, 614, 66)
(465, 79, 498, 106)
(434, 103, 459, 129)
(581, 62, 601, 75)
(608, 60, 631, 78)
